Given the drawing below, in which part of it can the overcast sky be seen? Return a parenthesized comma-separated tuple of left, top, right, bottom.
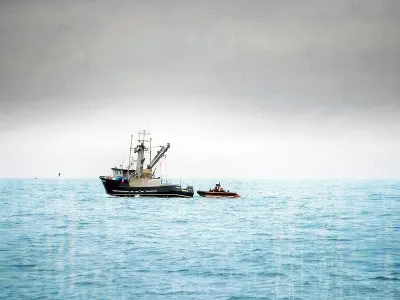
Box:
(1, 0, 399, 179)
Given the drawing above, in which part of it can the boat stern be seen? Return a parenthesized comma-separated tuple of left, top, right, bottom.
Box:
(181, 185, 194, 197)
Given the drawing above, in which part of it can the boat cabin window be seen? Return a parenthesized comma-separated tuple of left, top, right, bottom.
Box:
(113, 169, 123, 176)
(112, 169, 135, 176)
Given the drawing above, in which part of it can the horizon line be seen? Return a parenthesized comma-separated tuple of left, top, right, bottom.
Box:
(1, 177, 400, 180)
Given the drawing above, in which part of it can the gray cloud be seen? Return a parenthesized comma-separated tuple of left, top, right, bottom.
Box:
(1, 0, 400, 178)
(1, 0, 400, 128)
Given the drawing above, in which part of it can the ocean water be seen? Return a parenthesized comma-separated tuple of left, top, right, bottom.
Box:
(0, 178, 399, 299)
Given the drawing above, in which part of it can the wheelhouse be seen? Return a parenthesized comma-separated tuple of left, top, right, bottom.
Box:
(111, 168, 135, 177)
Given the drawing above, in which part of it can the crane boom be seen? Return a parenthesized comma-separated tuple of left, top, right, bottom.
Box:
(147, 143, 170, 169)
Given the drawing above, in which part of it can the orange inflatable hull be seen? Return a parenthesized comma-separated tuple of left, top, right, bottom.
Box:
(197, 191, 240, 198)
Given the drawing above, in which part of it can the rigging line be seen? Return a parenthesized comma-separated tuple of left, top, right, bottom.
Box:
(164, 155, 168, 183)
(147, 145, 163, 148)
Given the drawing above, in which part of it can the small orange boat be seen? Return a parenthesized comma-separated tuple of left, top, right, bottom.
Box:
(197, 182, 240, 198)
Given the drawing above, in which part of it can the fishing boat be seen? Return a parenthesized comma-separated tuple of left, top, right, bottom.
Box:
(99, 130, 194, 198)
(197, 182, 240, 198)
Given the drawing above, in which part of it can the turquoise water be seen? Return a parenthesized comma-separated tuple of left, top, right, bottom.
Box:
(1, 179, 399, 299)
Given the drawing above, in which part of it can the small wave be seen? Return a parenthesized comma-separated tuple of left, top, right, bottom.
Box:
(78, 222, 90, 225)
(167, 268, 190, 273)
(228, 296, 268, 300)
(252, 233, 272, 237)
(371, 276, 399, 281)
(75, 281, 104, 286)
(391, 271, 400, 276)
(36, 268, 57, 272)
(159, 291, 199, 296)
(378, 213, 392, 217)
(9, 214, 43, 218)
(251, 248, 264, 252)
(256, 271, 286, 277)
(303, 259, 322, 263)
(50, 231, 70, 236)
(9, 264, 36, 268)
(199, 270, 247, 278)
(170, 220, 188, 224)
(326, 237, 351, 242)
(338, 216, 354, 220)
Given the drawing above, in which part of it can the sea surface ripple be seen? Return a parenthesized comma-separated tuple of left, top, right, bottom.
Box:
(0, 179, 399, 299)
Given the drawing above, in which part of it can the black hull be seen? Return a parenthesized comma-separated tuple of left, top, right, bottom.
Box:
(99, 176, 194, 198)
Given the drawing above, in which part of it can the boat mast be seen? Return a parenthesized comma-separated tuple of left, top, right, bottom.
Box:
(134, 130, 149, 178)
(127, 134, 133, 178)
(149, 137, 152, 178)
(129, 130, 170, 179)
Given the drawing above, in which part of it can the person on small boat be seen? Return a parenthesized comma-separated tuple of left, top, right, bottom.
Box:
(212, 183, 225, 192)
